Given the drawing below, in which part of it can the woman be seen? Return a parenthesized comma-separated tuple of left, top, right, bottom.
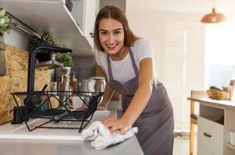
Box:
(93, 5, 174, 155)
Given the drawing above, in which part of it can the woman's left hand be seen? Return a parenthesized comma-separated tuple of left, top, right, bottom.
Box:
(102, 118, 132, 134)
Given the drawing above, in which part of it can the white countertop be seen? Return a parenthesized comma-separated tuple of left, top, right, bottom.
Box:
(188, 97, 235, 109)
(0, 136, 142, 155)
(0, 111, 116, 140)
(0, 110, 143, 155)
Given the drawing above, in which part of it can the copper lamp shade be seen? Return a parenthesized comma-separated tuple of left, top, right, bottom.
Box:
(201, 8, 226, 24)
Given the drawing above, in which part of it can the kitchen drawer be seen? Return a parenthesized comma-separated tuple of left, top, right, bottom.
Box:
(198, 143, 214, 155)
(198, 116, 224, 155)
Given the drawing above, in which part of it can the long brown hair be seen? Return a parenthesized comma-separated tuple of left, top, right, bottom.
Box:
(94, 5, 140, 51)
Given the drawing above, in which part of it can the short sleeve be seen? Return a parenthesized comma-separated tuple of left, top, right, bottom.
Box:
(132, 39, 154, 63)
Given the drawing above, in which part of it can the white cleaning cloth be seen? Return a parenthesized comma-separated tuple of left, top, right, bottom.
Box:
(81, 121, 138, 150)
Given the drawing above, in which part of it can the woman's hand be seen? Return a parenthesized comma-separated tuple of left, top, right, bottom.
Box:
(102, 118, 132, 134)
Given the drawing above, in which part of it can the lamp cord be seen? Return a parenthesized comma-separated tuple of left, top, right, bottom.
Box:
(212, 0, 215, 9)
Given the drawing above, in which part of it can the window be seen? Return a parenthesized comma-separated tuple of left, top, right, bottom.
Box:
(206, 23, 235, 88)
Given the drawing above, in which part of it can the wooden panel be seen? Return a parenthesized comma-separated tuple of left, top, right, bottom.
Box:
(0, 111, 11, 125)
(0, 44, 50, 124)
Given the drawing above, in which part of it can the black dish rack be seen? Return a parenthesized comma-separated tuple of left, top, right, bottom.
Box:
(11, 91, 103, 132)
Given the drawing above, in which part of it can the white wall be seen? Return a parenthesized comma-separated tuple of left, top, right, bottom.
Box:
(126, 1, 206, 130)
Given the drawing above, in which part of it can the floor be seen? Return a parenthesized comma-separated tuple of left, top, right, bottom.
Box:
(173, 134, 197, 155)
(173, 136, 189, 155)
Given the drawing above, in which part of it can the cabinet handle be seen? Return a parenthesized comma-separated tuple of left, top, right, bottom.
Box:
(89, 32, 94, 38)
(203, 132, 212, 138)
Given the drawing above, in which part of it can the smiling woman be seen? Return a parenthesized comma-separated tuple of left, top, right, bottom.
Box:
(93, 5, 174, 155)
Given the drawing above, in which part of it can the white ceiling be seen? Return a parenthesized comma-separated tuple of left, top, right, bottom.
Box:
(127, 0, 235, 13)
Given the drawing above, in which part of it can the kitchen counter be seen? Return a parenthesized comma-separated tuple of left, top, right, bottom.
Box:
(0, 111, 143, 155)
(189, 97, 235, 109)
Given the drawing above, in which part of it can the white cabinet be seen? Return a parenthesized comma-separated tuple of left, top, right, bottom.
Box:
(81, 0, 99, 47)
(71, 0, 99, 48)
(198, 143, 214, 155)
(189, 98, 235, 155)
(198, 117, 224, 155)
(0, 0, 98, 56)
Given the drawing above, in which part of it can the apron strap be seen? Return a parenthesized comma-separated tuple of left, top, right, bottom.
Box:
(107, 48, 139, 80)
(128, 48, 139, 76)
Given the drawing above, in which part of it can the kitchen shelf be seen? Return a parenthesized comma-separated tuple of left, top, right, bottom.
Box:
(0, 0, 93, 56)
(36, 60, 63, 70)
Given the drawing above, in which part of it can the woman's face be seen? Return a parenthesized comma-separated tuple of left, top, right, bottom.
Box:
(98, 18, 125, 56)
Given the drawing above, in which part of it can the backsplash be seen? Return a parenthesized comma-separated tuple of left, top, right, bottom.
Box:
(72, 56, 96, 81)
(0, 44, 50, 124)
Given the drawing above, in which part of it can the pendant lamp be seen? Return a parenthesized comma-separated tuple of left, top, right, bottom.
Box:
(201, 0, 226, 24)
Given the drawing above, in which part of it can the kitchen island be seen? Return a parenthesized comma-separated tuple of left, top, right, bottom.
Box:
(0, 110, 143, 155)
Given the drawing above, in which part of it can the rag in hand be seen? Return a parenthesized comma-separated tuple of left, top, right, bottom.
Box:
(81, 121, 138, 150)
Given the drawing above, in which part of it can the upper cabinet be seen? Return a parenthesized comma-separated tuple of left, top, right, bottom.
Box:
(72, 0, 99, 47)
(0, 0, 99, 56)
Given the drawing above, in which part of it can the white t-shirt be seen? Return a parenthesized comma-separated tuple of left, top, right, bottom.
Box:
(95, 39, 157, 84)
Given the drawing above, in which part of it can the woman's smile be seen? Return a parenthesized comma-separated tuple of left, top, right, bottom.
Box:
(106, 43, 118, 50)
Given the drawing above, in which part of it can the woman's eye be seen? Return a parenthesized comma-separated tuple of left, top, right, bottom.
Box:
(100, 31, 108, 35)
(114, 31, 121, 35)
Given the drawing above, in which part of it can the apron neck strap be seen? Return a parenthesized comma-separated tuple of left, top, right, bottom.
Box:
(128, 48, 139, 76)
(107, 48, 138, 80)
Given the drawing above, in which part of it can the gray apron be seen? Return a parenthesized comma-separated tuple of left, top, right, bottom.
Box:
(107, 48, 174, 155)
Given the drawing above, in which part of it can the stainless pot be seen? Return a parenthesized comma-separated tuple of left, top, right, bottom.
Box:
(79, 76, 106, 104)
